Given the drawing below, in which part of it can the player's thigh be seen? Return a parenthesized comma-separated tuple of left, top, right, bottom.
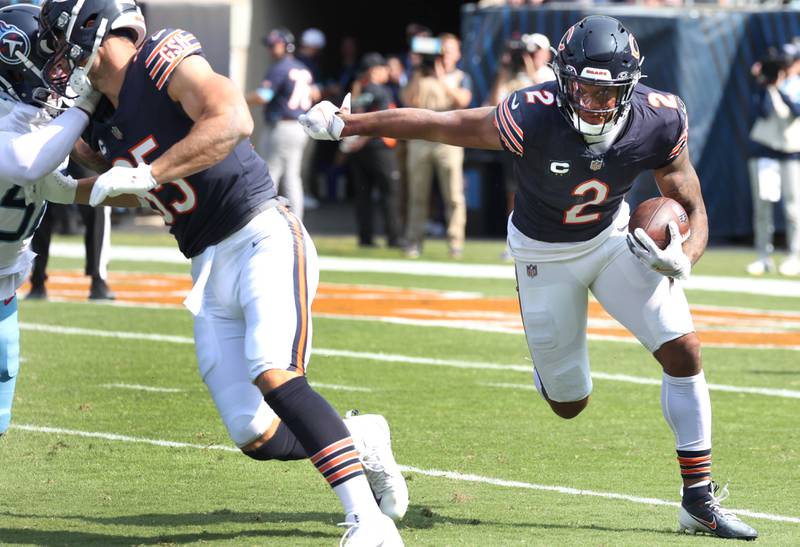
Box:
(516, 260, 591, 402)
(591, 235, 694, 353)
(239, 207, 320, 381)
(194, 310, 276, 447)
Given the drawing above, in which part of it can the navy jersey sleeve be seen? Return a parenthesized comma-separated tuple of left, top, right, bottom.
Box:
(654, 94, 689, 168)
(262, 62, 286, 94)
(141, 29, 204, 92)
(493, 91, 525, 157)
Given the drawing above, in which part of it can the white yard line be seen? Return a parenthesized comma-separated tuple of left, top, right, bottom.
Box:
(315, 313, 800, 352)
(18, 322, 800, 399)
(310, 383, 372, 393)
(50, 242, 800, 297)
(484, 375, 800, 399)
(10, 423, 800, 525)
(100, 383, 184, 393)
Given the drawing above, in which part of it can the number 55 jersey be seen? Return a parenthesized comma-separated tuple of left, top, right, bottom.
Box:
(494, 80, 688, 255)
(84, 28, 277, 258)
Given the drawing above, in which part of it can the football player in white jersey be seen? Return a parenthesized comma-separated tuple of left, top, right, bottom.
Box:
(0, 3, 101, 439)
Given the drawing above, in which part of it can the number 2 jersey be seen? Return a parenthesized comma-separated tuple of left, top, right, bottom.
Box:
(494, 81, 688, 255)
(84, 28, 277, 258)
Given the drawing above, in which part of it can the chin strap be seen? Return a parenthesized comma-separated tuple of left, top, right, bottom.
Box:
(69, 17, 108, 98)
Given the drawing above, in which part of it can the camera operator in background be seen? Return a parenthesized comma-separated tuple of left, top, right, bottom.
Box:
(747, 52, 800, 276)
(340, 53, 401, 249)
(401, 33, 472, 259)
(486, 33, 554, 260)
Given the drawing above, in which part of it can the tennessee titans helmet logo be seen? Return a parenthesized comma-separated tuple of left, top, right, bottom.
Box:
(0, 20, 30, 66)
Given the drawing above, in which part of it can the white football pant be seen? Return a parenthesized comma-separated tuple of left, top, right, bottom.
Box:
(192, 206, 319, 447)
(515, 224, 694, 402)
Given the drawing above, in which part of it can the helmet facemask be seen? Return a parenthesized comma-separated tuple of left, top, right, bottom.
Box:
(37, 0, 146, 99)
(552, 15, 644, 138)
(39, 12, 107, 99)
(555, 68, 639, 136)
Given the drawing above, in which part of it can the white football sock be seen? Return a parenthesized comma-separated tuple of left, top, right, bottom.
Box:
(334, 475, 382, 519)
(661, 371, 712, 451)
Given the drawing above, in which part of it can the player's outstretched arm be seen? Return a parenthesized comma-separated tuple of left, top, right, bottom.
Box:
(23, 171, 142, 208)
(0, 107, 94, 185)
(300, 97, 503, 151)
(346, 107, 501, 150)
(73, 176, 142, 207)
(149, 55, 253, 183)
(653, 148, 709, 265)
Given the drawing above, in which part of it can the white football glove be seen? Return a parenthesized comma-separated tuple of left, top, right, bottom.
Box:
(626, 221, 692, 280)
(23, 170, 78, 205)
(298, 93, 351, 141)
(74, 90, 103, 116)
(89, 163, 158, 207)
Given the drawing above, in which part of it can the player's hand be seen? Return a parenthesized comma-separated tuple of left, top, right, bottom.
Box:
(74, 90, 102, 116)
(626, 221, 691, 280)
(23, 170, 78, 205)
(89, 163, 158, 207)
(298, 93, 350, 141)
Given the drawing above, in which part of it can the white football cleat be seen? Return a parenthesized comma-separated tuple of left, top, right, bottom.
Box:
(339, 512, 404, 547)
(779, 256, 800, 276)
(746, 257, 775, 276)
(344, 411, 409, 521)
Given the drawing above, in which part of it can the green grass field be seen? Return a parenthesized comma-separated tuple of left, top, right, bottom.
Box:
(2, 234, 799, 546)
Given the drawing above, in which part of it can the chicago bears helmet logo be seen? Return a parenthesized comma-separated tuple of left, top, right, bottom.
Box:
(629, 33, 640, 60)
(558, 25, 575, 52)
(0, 21, 30, 66)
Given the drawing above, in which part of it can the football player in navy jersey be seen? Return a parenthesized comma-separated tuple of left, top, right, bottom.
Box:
(301, 15, 757, 540)
(0, 3, 102, 441)
(35, 1, 406, 544)
(246, 28, 317, 220)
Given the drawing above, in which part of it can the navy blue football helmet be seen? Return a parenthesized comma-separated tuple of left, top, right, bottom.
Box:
(553, 15, 643, 136)
(38, 0, 146, 97)
(0, 3, 51, 105)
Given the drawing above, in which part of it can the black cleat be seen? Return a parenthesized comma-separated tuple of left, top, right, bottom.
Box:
(26, 284, 47, 300)
(89, 278, 115, 301)
(679, 482, 758, 540)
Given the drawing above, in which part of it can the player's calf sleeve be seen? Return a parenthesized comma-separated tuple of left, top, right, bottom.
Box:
(264, 376, 378, 516)
(0, 297, 20, 435)
(0, 375, 16, 434)
(243, 422, 307, 461)
(661, 371, 712, 451)
(661, 371, 713, 483)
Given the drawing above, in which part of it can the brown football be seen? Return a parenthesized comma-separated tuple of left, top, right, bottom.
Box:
(628, 197, 690, 250)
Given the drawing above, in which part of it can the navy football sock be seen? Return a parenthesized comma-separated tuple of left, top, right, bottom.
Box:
(244, 422, 307, 461)
(265, 376, 365, 487)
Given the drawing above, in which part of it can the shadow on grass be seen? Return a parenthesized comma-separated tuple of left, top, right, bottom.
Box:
(0, 505, 684, 544)
(401, 504, 683, 537)
(0, 510, 340, 545)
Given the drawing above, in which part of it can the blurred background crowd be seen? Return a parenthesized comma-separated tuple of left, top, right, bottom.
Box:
(3, 0, 800, 292)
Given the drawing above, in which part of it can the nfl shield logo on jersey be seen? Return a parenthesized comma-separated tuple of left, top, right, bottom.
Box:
(590, 158, 604, 171)
(526, 264, 538, 278)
